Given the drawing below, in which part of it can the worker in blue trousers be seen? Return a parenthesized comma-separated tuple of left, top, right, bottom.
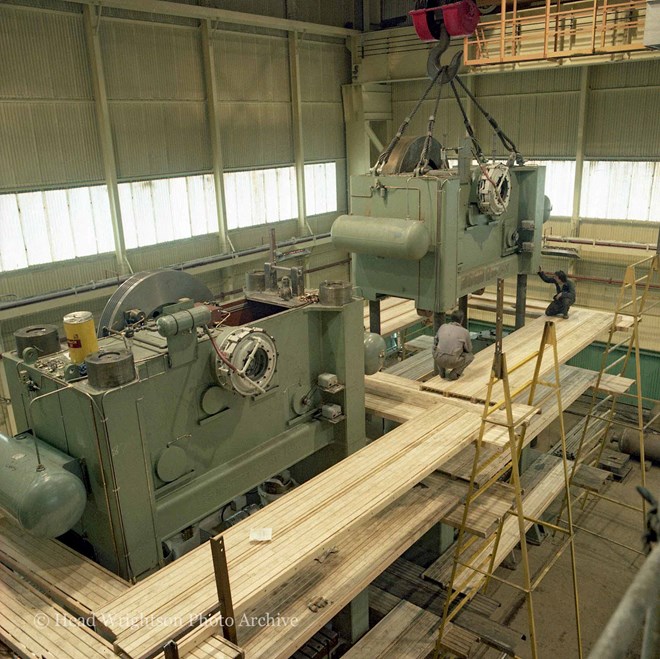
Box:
(433, 309, 474, 381)
(538, 266, 576, 318)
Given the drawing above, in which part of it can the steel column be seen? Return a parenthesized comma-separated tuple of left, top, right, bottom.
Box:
(369, 299, 381, 334)
(288, 32, 308, 236)
(515, 273, 528, 329)
(201, 20, 230, 254)
(82, 5, 130, 275)
(571, 66, 590, 237)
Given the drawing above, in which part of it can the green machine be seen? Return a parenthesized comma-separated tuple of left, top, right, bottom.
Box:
(1, 271, 367, 581)
(332, 138, 547, 329)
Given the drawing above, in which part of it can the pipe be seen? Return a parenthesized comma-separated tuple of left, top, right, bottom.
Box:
(544, 235, 657, 251)
(587, 543, 660, 659)
(619, 429, 660, 464)
(0, 233, 331, 312)
(569, 274, 660, 291)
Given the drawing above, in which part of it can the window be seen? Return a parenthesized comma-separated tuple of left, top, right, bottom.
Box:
(224, 162, 339, 230)
(118, 174, 218, 249)
(304, 162, 337, 216)
(525, 160, 576, 217)
(224, 167, 297, 230)
(0, 185, 114, 272)
(580, 161, 660, 222)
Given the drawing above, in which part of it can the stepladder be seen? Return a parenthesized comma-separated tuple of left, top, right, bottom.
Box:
(434, 314, 583, 659)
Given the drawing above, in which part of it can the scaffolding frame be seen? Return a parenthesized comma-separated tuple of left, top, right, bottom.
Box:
(434, 280, 582, 659)
(565, 253, 660, 526)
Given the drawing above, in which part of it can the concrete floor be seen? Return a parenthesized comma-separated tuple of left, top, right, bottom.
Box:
(483, 418, 659, 659)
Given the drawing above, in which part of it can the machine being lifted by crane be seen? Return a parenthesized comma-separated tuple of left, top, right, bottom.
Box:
(334, 0, 550, 332)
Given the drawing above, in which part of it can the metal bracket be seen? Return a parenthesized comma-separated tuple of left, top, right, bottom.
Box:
(210, 535, 238, 644)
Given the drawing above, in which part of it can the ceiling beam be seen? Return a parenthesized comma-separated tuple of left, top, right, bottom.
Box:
(71, 0, 359, 38)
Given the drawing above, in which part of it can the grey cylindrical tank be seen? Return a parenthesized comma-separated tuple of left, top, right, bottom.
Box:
(0, 433, 87, 538)
(618, 428, 660, 464)
(364, 332, 386, 375)
(331, 215, 430, 260)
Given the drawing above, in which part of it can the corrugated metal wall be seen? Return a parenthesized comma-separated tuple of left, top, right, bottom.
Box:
(214, 30, 293, 169)
(0, 5, 103, 191)
(101, 20, 212, 179)
(0, 2, 352, 304)
(586, 61, 660, 159)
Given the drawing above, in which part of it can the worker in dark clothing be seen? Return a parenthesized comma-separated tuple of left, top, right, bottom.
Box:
(433, 309, 474, 380)
(538, 267, 576, 318)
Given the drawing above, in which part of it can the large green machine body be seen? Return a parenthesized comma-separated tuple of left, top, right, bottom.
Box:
(3, 292, 365, 581)
(333, 165, 546, 311)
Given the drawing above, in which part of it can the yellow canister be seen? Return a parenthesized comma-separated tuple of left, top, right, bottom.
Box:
(63, 311, 98, 364)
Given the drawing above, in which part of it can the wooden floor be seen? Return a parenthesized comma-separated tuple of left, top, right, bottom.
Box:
(0, 304, 626, 659)
(422, 308, 616, 403)
(0, 563, 116, 659)
(0, 517, 129, 620)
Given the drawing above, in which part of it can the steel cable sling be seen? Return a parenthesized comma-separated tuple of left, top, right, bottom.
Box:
(372, 66, 444, 175)
(453, 74, 524, 165)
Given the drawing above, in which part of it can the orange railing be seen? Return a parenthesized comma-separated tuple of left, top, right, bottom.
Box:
(466, 0, 648, 65)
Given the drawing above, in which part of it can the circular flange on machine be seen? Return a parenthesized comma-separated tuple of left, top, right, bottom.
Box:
(98, 270, 214, 337)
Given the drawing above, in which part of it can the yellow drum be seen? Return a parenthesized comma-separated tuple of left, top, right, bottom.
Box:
(63, 311, 98, 364)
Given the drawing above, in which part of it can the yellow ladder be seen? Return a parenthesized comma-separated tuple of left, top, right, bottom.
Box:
(434, 283, 582, 659)
(569, 253, 659, 520)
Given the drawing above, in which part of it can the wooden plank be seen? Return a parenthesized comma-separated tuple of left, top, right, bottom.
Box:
(594, 373, 635, 395)
(438, 365, 596, 485)
(189, 476, 465, 659)
(365, 372, 537, 426)
(572, 464, 612, 493)
(403, 335, 435, 352)
(0, 517, 129, 620)
(384, 348, 435, 381)
(438, 621, 481, 659)
(100, 399, 488, 658)
(423, 454, 566, 593)
(0, 564, 115, 659)
(370, 568, 523, 656)
(422, 308, 614, 403)
(442, 484, 513, 538)
(342, 600, 453, 659)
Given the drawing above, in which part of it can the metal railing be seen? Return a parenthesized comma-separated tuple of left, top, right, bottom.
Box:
(465, 0, 648, 65)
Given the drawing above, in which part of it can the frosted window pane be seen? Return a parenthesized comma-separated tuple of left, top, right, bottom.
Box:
(304, 162, 337, 216)
(119, 184, 138, 249)
(18, 192, 52, 266)
(164, 178, 185, 242)
(223, 166, 297, 229)
(524, 160, 575, 217)
(581, 161, 658, 221)
(68, 188, 96, 257)
(0, 195, 28, 271)
(44, 189, 75, 262)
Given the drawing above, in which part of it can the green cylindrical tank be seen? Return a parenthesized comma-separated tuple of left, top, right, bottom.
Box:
(364, 332, 386, 375)
(0, 433, 87, 538)
(331, 215, 430, 260)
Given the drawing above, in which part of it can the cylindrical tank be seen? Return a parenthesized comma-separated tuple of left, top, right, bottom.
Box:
(618, 428, 660, 464)
(14, 325, 60, 359)
(331, 215, 430, 261)
(364, 332, 386, 375)
(86, 350, 136, 389)
(157, 305, 212, 337)
(64, 311, 98, 364)
(0, 433, 87, 538)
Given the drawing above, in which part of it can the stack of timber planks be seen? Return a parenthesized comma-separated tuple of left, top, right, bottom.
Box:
(362, 298, 426, 336)
(422, 308, 615, 402)
(423, 454, 566, 593)
(98, 400, 536, 658)
(0, 516, 129, 621)
(84, 307, 617, 658)
(0, 563, 116, 659)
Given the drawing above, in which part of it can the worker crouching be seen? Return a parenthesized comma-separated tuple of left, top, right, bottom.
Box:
(433, 310, 474, 381)
(538, 267, 576, 318)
